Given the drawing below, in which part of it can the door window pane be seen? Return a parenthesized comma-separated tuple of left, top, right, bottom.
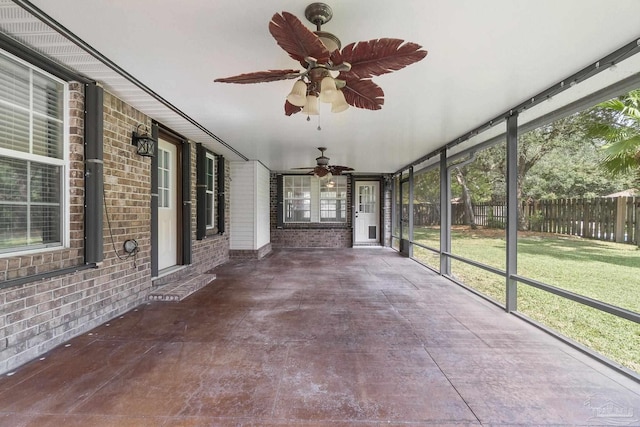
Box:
(158, 148, 171, 208)
(359, 184, 375, 213)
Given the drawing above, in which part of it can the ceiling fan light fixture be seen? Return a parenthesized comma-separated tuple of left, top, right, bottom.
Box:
(331, 89, 349, 113)
(314, 30, 341, 53)
(214, 3, 428, 120)
(314, 169, 332, 179)
(302, 94, 320, 115)
(319, 76, 338, 103)
(287, 80, 308, 107)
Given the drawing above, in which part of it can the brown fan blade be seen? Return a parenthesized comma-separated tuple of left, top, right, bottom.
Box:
(340, 38, 427, 79)
(328, 166, 354, 175)
(284, 100, 303, 116)
(269, 12, 330, 64)
(339, 76, 384, 110)
(314, 166, 330, 178)
(215, 69, 301, 84)
(330, 49, 344, 66)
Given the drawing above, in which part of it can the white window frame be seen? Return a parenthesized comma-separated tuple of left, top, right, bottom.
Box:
(158, 147, 171, 209)
(0, 49, 69, 257)
(283, 175, 312, 223)
(283, 175, 347, 224)
(205, 152, 216, 229)
(320, 177, 347, 222)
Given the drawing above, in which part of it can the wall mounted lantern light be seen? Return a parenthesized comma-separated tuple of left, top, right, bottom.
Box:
(131, 124, 156, 157)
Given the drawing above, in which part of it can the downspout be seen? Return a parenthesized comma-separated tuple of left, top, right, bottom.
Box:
(84, 82, 104, 265)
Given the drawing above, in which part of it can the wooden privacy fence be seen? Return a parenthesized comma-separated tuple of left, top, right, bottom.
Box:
(412, 196, 639, 244)
(522, 197, 638, 244)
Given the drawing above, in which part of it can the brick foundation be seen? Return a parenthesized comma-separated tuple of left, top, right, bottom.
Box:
(229, 243, 273, 260)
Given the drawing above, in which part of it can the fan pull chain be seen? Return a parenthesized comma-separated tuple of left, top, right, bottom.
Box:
(305, 112, 322, 131)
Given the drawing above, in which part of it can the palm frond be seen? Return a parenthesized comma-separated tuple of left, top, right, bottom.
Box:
(589, 90, 640, 180)
(269, 12, 329, 64)
(340, 38, 427, 79)
(601, 135, 640, 174)
(339, 76, 384, 110)
(215, 69, 301, 84)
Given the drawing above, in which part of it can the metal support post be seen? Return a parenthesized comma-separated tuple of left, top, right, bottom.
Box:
(439, 150, 451, 276)
(408, 166, 414, 258)
(506, 114, 519, 312)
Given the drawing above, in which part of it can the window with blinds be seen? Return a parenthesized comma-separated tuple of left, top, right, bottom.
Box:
(0, 51, 66, 254)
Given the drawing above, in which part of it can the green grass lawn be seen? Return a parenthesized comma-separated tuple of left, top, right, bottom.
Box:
(413, 226, 640, 373)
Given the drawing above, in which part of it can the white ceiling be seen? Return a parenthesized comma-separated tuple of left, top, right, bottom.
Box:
(4, 0, 640, 173)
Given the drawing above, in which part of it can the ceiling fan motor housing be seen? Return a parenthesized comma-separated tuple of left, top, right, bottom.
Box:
(305, 2, 333, 27)
(315, 147, 330, 166)
(316, 155, 329, 166)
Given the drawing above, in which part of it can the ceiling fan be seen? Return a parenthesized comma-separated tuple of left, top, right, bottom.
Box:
(214, 2, 428, 116)
(293, 147, 354, 177)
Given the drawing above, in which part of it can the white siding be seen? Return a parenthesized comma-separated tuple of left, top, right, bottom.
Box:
(230, 161, 256, 250)
(230, 161, 271, 250)
(256, 162, 271, 248)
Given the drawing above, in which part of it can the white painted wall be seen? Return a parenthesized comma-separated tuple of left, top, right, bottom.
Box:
(230, 161, 270, 250)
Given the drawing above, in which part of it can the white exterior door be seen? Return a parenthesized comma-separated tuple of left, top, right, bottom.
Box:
(355, 181, 380, 244)
(158, 138, 178, 270)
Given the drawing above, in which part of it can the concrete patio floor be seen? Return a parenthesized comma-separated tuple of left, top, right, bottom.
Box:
(0, 248, 639, 426)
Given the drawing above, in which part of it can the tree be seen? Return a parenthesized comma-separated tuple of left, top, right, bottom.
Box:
(523, 141, 634, 199)
(588, 89, 640, 186)
(454, 166, 477, 228)
(413, 167, 440, 204)
(413, 167, 441, 227)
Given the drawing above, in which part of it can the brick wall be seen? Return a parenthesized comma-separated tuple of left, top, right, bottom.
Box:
(269, 172, 353, 248)
(0, 86, 230, 375)
(271, 228, 352, 248)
